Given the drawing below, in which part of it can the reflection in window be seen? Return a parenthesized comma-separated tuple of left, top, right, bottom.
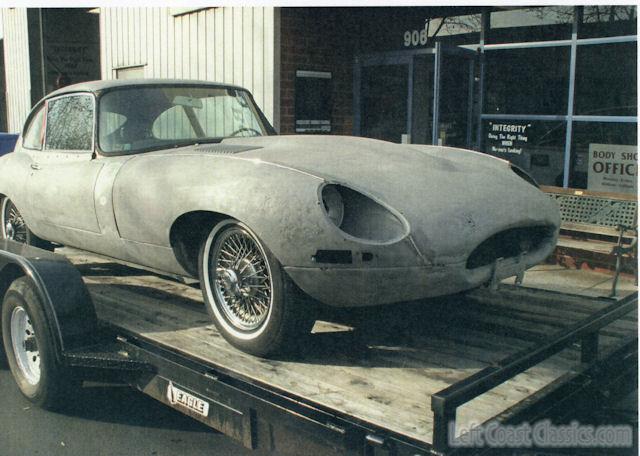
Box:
(570, 122, 637, 193)
(482, 120, 566, 187)
(574, 43, 637, 117)
(152, 106, 196, 140)
(489, 6, 573, 43)
(485, 47, 570, 115)
(23, 106, 46, 150)
(99, 112, 127, 139)
(423, 14, 481, 45)
(150, 92, 264, 141)
(45, 96, 94, 151)
(99, 86, 267, 153)
(579, 5, 637, 38)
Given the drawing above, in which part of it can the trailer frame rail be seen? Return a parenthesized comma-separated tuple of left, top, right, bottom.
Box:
(430, 292, 638, 454)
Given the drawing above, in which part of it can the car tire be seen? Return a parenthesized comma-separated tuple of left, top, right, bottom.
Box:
(0, 198, 53, 250)
(198, 220, 316, 357)
(2, 276, 78, 409)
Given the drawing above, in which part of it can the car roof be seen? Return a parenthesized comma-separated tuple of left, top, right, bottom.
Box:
(45, 79, 248, 99)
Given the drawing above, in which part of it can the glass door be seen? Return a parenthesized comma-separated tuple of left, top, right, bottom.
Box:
(410, 54, 435, 144)
(355, 54, 413, 143)
(355, 46, 476, 147)
(433, 43, 476, 148)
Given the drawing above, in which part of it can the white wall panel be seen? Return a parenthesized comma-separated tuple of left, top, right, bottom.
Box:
(100, 7, 279, 126)
(2, 8, 32, 132)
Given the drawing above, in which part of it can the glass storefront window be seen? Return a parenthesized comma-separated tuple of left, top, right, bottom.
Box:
(574, 43, 637, 117)
(579, 5, 637, 38)
(488, 6, 573, 44)
(484, 47, 570, 115)
(482, 120, 567, 187)
(570, 122, 637, 194)
(425, 14, 481, 46)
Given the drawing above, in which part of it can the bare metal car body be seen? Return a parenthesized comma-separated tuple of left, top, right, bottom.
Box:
(0, 80, 560, 309)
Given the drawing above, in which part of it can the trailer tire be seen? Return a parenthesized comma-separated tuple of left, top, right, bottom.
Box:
(1, 276, 76, 409)
(199, 220, 316, 357)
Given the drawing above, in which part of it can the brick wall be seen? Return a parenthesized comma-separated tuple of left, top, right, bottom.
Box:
(279, 8, 355, 135)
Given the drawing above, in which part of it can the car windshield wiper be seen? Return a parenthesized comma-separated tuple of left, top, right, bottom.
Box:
(170, 138, 226, 148)
(118, 138, 224, 155)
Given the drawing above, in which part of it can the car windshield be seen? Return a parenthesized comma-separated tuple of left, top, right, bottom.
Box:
(98, 85, 269, 153)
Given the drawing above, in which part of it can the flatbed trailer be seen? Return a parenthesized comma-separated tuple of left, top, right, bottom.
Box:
(0, 241, 637, 455)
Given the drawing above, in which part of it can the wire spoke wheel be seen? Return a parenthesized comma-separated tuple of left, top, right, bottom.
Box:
(200, 220, 315, 356)
(2, 200, 28, 243)
(210, 227, 273, 332)
(10, 306, 41, 385)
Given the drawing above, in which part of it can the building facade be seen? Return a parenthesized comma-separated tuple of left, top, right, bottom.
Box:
(2, 6, 637, 194)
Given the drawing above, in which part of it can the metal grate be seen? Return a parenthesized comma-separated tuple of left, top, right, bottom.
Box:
(548, 194, 637, 227)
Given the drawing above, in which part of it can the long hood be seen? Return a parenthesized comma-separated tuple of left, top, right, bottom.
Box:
(220, 136, 560, 263)
(222, 135, 507, 183)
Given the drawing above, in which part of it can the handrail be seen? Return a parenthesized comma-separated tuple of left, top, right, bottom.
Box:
(430, 292, 638, 453)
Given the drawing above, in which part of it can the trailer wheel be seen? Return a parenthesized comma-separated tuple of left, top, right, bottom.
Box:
(199, 220, 315, 357)
(2, 276, 76, 409)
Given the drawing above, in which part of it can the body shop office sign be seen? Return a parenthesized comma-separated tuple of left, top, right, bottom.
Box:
(588, 144, 637, 194)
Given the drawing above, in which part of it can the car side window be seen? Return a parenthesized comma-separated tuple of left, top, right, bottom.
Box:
(45, 95, 94, 151)
(22, 105, 46, 150)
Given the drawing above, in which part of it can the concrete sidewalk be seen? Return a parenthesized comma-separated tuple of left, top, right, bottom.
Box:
(503, 264, 638, 299)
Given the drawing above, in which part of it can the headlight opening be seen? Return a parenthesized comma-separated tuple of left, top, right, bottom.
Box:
(321, 184, 345, 227)
(320, 184, 407, 243)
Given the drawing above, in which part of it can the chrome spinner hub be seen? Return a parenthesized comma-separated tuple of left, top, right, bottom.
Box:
(5, 222, 14, 240)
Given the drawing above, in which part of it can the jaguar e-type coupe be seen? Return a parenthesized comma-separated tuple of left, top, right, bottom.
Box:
(0, 80, 560, 356)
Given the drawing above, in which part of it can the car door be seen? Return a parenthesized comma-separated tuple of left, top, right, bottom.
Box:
(26, 93, 104, 240)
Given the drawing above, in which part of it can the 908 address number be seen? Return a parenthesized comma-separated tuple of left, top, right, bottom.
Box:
(403, 29, 429, 47)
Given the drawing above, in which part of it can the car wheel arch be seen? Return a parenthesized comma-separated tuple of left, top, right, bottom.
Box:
(169, 210, 237, 277)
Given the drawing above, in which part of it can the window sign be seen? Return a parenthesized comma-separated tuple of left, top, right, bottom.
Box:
(486, 122, 531, 155)
(483, 120, 566, 186)
(295, 70, 332, 133)
(587, 144, 637, 194)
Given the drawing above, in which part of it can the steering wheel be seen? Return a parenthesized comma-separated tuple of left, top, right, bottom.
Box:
(229, 127, 261, 137)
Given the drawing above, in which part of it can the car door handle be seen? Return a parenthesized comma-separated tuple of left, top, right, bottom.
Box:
(30, 163, 41, 170)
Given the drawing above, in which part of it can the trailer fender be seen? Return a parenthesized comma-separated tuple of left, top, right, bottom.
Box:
(0, 241, 98, 365)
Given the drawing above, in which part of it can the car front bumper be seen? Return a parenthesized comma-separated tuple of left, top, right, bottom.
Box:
(285, 253, 540, 307)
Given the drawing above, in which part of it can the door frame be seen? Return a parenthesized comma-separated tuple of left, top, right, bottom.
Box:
(432, 42, 477, 147)
(353, 48, 436, 141)
(354, 45, 476, 147)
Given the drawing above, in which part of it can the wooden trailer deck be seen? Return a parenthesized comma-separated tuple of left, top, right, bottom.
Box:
(65, 250, 637, 446)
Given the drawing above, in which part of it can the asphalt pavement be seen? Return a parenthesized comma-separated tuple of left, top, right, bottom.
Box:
(0, 368, 259, 456)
